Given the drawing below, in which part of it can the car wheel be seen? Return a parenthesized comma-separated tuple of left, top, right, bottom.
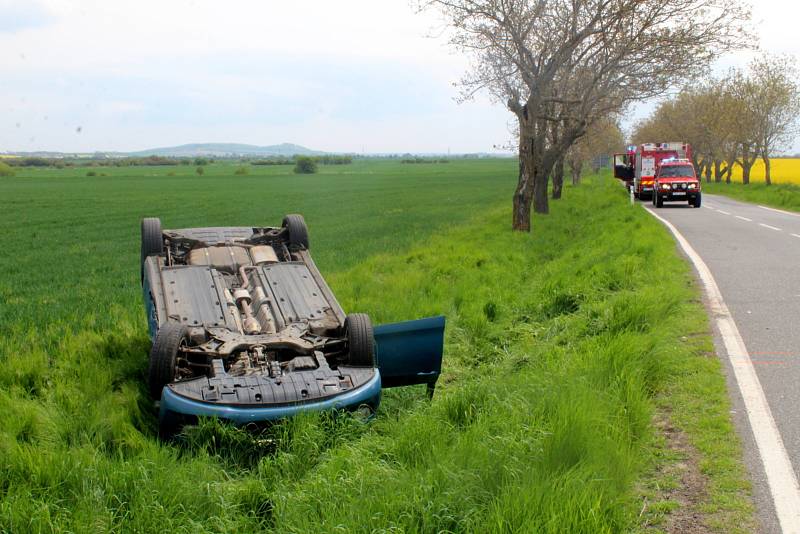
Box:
(694, 193, 702, 208)
(141, 217, 162, 284)
(344, 313, 375, 367)
(148, 322, 189, 399)
(282, 214, 310, 250)
(656, 195, 664, 208)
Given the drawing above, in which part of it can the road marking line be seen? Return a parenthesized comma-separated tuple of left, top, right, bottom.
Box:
(735, 216, 753, 222)
(717, 210, 731, 215)
(645, 206, 800, 533)
(760, 223, 782, 231)
(703, 206, 715, 210)
(792, 233, 800, 239)
(760, 205, 800, 218)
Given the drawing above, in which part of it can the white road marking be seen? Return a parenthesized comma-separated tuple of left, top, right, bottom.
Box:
(717, 210, 731, 215)
(760, 205, 800, 218)
(791, 233, 800, 239)
(735, 216, 753, 222)
(703, 206, 715, 210)
(760, 223, 782, 231)
(645, 206, 800, 533)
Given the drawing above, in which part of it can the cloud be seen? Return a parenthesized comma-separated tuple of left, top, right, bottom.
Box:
(0, 0, 54, 33)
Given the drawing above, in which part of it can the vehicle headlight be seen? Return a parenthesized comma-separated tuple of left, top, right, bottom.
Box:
(688, 183, 698, 189)
(661, 183, 670, 189)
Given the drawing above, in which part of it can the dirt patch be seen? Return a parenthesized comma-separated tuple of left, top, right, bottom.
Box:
(641, 414, 711, 533)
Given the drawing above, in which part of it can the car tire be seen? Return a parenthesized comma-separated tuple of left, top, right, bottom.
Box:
(148, 322, 189, 399)
(693, 193, 702, 208)
(344, 313, 375, 367)
(282, 214, 309, 250)
(141, 217, 162, 284)
(656, 195, 664, 208)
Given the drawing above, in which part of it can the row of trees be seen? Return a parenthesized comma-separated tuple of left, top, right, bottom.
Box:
(3, 154, 354, 169)
(632, 55, 800, 185)
(422, 0, 752, 231)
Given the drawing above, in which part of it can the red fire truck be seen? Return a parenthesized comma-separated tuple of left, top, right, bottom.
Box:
(613, 142, 692, 200)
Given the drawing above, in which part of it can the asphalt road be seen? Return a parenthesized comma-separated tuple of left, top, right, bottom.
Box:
(646, 193, 800, 533)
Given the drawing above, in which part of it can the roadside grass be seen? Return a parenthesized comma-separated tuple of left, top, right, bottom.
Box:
(703, 180, 800, 212)
(0, 163, 754, 532)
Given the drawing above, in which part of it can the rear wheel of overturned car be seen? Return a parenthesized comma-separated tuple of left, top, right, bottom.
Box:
(148, 322, 189, 399)
(282, 214, 309, 250)
(141, 217, 162, 283)
(344, 313, 375, 367)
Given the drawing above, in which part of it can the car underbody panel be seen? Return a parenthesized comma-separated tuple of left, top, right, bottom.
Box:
(141, 220, 445, 431)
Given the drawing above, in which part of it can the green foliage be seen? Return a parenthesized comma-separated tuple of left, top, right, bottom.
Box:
(0, 161, 752, 532)
(86, 170, 97, 177)
(5, 156, 54, 167)
(294, 156, 318, 174)
(195, 166, 205, 176)
(234, 166, 249, 176)
(315, 154, 353, 165)
(402, 157, 450, 164)
(0, 161, 14, 177)
(251, 157, 293, 166)
(194, 157, 210, 166)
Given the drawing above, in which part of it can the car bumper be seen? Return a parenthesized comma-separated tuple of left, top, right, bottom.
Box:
(159, 369, 382, 426)
(658, 191, 700, 201)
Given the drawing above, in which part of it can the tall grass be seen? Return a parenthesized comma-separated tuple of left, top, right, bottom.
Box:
(0, 163, 750, 531)
(703, 180, 800, 212)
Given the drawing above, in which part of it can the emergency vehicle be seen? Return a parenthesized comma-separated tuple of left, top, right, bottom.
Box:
(651, 158, 701, 208)
(613, 142, 692, 199)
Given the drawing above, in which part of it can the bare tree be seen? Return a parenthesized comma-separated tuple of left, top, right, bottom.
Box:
(421, 0, 751, 231)
(726, 68, 762, 184)
(746, 55, 800, 185)
(566, 117, 623, 184)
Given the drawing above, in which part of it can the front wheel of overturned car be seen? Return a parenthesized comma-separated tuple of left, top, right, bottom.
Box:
(148, 322, 189, 400)
(282, 214, 310, 250)
(141, 217, 162, 284)
(344, 313, 375, 367)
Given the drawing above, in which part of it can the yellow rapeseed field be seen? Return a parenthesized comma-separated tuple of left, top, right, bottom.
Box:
(728, 158, 800, 184)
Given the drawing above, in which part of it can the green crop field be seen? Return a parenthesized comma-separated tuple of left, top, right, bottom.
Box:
(0, 160, 752, 532)
(702, 180, 800, 213)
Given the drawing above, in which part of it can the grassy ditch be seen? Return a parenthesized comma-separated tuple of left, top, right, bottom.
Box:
(0, 166, 753, 532)
(703, 180, 800, 212)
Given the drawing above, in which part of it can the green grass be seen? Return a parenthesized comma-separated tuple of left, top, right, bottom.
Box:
(0, 161, 753, 532)
(703, 180, 800, 212)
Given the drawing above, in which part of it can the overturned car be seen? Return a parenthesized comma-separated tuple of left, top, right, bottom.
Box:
(141, 215, 445, 434)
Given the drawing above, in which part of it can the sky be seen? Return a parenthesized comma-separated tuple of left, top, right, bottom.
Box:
(1, 0, 798, 154)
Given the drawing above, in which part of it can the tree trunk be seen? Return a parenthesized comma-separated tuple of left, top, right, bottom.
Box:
(704, 162, 712, 183)
(725, 166, 732, 184)
(512, 140, 535, 231)
(533, 169, 549, 214)
(741, 161, 752, 184)
(763, 155, 771, 185)
(552, 156, 565, 199)
(571, 160, 582, 185)
(714, 160, 723, 183)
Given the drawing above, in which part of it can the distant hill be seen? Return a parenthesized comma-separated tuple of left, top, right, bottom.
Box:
(131, 143, 324, 158)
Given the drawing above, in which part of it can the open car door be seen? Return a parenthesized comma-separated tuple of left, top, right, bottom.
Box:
(374, 316, 445, 395)
(613, 153, 633, 181)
